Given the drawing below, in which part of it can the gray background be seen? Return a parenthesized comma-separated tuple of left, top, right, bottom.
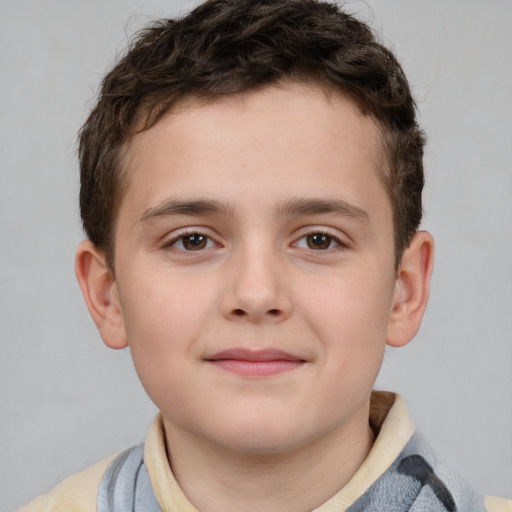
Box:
(1, 0, 511, 509)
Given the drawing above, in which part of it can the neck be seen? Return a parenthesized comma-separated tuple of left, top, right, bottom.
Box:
(163, 408, 375, 512)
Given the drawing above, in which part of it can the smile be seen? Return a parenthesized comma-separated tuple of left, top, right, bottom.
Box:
(205, 349, 305, 377)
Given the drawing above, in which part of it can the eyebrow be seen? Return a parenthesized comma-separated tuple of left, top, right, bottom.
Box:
(140, 199, 234, 223)
(139, 197, 369, 224)
(276, 197, 370, 223)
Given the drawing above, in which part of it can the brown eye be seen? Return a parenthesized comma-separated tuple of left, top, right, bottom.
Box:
(177, 234, 210, 251)
(306, 233, 333, 250)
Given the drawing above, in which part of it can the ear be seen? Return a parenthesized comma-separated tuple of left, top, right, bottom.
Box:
(386, 231, 434, 348)
(75, 240, 128, 350)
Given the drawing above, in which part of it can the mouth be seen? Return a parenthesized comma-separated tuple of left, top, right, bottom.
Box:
(205, 348, 306, 377)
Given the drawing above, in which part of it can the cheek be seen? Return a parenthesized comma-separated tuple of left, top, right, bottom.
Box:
(118, 272, 213, 390)
(310, 266, 392, 323)
(301, 268, 393, 366)
(122, 267, 212, 335)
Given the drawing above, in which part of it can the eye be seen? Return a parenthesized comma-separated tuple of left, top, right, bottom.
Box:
(294, 232, 342, 251)
(169, 233, 215, 251)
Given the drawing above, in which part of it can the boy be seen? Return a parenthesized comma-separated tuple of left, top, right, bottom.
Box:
(19, 0, 511, 511)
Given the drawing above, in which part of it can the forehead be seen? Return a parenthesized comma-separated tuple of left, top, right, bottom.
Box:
(119, 83, 390, 227)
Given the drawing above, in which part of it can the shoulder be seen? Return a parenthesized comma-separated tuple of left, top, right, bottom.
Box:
(486, 496, 512, 512)
(17, 453, 118, 512)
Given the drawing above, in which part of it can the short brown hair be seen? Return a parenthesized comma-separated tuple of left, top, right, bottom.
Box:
(78, 0, 425, 270)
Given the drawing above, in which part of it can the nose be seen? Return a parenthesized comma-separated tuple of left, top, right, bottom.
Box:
(221, 244, 292, 323)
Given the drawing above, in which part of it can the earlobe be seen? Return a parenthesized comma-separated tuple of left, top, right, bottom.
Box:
(75, 241, 128, 350)
(386, 231, 434, 348)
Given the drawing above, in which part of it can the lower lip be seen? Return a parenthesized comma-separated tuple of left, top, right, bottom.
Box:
(208, 359, 303, 376)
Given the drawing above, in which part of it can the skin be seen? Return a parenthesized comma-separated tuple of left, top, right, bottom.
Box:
(76, 83, 434, 512)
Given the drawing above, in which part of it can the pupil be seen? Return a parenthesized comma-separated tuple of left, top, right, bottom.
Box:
(184, 234, 206, 250)
(308, 234, 330, 249)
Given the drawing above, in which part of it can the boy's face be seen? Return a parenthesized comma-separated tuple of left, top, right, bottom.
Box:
(96, 84, 411, 453)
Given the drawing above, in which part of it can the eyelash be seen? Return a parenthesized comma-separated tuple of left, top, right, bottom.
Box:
(161, 230, 218, 252)
(292, 230, 347, 252)
(161, 229, 347, 253)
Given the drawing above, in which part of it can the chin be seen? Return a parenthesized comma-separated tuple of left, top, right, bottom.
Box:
(221, 435, 303, 456)
(211, 419, 319, 456)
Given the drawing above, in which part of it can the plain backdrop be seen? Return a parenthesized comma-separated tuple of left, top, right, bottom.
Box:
(1, 0, 511, 509)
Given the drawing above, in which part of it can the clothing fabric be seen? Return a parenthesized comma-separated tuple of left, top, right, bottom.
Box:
(97, 432, 483, 512)
(18, 392, 511, 512)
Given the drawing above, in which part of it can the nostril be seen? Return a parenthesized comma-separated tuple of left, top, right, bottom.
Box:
(267, 309, 280, 316)
(233, 309, 246, 316)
